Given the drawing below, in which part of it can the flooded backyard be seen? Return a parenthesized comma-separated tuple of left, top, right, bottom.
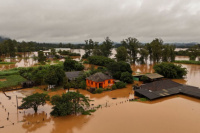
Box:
(0, 50, 200, 133)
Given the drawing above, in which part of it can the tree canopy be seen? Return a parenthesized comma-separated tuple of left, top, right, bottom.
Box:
(21, 93, 50, 113)
(115, 46, 128, 62)
(63, 57, 84, 71)
(50, 92, 90, 116)
(153, 62, 187, 78)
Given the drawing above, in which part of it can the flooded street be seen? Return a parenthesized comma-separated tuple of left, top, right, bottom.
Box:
(0, 51, 200, 133)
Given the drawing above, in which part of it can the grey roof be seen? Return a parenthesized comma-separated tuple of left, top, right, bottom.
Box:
(135, 80, 200, 100)
(65, 71, 83, 80)
(145, 73, 164, 79)
(141, 79, 181, 91)
(86, 72, 113, 82)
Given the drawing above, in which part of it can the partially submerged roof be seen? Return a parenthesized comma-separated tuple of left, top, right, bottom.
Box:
(135, 80, 200, 100)
(145, 73, 164, 79)
(141, 79, 181, 91)
(132, 73, 163, 79)
(65, 71, 83, 80)
(86, 72, 113, 82)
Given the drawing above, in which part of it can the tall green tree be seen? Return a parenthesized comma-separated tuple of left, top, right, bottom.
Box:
(139, 47, 149, 64)
(51, 48, 56, 56)
(115, 46, 128, 62)
(84, 39, 95, 57)
(145, 43, 153, 62)
(44, 65, 65, 86)
(100, 37, 113, 57)
(21, 93, 50, 113)
(121, 37, 140, 63)
(63, 57, 84, 71)
(150, 38, 163, 63)
(38, 51, 46, 63)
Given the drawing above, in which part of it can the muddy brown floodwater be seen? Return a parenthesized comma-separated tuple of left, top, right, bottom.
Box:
(0, 55, 200, 133)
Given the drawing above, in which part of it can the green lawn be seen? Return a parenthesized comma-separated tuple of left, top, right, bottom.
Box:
(0, 75, 27, 89)
(0, 69, 19, 76)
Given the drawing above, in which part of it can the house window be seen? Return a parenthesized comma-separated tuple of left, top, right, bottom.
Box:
(108, 80, 110, 83)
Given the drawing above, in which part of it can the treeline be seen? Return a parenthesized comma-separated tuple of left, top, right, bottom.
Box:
(84, 37, 176, 64)
(0, 38, 84, 57)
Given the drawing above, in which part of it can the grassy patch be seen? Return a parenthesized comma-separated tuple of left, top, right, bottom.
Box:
(0, 75, 27, 89)
(0, 69, 19, 76)
(174, 60, 200, 65)
(140, 98, 148, 101)
(0, 62, 15, 64)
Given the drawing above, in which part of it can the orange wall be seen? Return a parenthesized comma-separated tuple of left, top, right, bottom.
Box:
(86, 79, 114, 89)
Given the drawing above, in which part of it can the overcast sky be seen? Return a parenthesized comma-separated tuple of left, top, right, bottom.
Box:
(0, 0, 200, 43)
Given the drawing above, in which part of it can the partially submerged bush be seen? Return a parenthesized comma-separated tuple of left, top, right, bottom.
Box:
(115, 81, 126, 89)
(94, 88, 104, 94)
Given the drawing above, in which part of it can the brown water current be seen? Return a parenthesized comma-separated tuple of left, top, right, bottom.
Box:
(0, 55, 200, 133)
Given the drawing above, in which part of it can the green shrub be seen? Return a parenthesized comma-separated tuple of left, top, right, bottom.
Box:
(120, 71, 133, 83)
(115, 81, 126, 89)
(83, 60, 89, 64)
(140, 75, 149, 83)
(112, 84, 117, 90)
(95, 88, 103, 93)
(80, 81, 86, 90)
(88, 56, 115, 66)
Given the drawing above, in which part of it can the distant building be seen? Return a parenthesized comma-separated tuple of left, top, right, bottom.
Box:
(86, 72, 114, 89)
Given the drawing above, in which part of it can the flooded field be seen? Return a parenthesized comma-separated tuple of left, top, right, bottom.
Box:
(0, 50, 200, 133)
(0, 87, 200, 133)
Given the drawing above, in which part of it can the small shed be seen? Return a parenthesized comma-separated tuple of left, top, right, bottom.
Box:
(133, 73, 163, 82)
(145, 73, 164, 80)
(65, 71, 83, 81)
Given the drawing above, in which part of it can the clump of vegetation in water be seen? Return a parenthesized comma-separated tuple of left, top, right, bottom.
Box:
(153, 62, 187, 78)
(174, 60, 200, 65)
(50, 92, 91, 116)
(93, 88, 104, 94)
(115, 81, 126, 89)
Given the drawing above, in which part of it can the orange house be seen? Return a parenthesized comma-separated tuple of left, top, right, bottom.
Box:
(86, 72, 114, 89)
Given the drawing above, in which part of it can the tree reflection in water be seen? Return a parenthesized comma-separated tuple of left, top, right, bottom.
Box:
(22, 111, 51, 132)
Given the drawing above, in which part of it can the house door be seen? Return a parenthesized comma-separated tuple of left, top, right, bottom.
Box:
(99, 83, 103, 88)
